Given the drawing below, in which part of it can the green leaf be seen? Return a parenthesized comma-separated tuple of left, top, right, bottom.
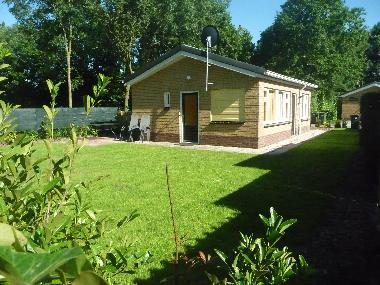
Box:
(0, 246, 84, 285)
(42, 105, 53, 121)
(214, 249, 228, 265)
(59, 254, 93, 279)
(43, 139, 53, 158)
(42, 177, 61, 194)
(116, 210, 139, 228)
(259, 214, 269, 226)
(298, 254, 309, 270)
(0, 224, 28, 248)
(0, 64, 10, 70)
(46, 79, 54, 94)
(85, 209, 97, 221)
(69, 127, 78, 145)
(279, 219, 297, 233)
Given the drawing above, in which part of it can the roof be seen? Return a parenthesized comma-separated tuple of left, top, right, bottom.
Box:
(340, 82, 380, 98)
(126, 45, 318, 89)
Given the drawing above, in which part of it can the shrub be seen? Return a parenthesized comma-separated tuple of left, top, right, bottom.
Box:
(207, 208, 309, 285)
(0, 105, 149, 284)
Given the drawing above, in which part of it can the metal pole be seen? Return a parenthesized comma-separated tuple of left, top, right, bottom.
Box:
(206, 36, 211, 92)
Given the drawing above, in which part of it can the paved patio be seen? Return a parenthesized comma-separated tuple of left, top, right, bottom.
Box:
(102, 129, 327, 155)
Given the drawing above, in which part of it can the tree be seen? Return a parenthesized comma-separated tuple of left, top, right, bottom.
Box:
(364, 22, 380, 83)
(138, 0, 254, 65)
(5, 0, 102, 108)
(253, 0, 369, 117)
(104, 0, 153, 110)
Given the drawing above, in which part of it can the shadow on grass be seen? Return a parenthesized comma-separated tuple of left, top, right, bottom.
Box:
(135, 129, 359, 284)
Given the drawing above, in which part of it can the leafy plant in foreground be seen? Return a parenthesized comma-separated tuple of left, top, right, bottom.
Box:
(207, 208, 309, 285)
(0, 226, 107, 285)
(43, 79, 61, 139)
(0, 105, 149, 283)
(83, 73, 111, 136)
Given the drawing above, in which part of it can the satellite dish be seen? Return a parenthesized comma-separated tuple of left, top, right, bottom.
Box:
(201, 26, 219, 48)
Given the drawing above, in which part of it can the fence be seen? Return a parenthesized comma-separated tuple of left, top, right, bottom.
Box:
(11, 107, 118, 131)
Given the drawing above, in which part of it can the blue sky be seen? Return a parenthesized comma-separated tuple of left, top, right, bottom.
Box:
(230, 0, 380, 42)
(1, 0, 380, 42)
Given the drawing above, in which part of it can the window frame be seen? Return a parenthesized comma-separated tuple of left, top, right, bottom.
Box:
(210, 89, 245, 123)
(263, 88, 292, 125)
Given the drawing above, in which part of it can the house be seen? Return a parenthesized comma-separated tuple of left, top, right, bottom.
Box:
(126, 45, 317, 148)
(340, 82, 380, 121)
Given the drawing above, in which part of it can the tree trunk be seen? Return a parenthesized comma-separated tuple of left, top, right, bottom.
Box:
(124, 54, 133, 111)
(124, 84, 131, 111)
(66, 47, 72, 108)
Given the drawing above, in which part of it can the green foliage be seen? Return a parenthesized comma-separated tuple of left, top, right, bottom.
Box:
(207, 208, 309, 285)
(3, 1, 254, 108)
(84, 73, 112, 115)
(43, 79, 62, 139)
(37, 123, 98, 140)
(0, 42, 11, 96)
(253, 0, 369, 117)
(0, 105, 149, 283)
(0, 245, 109, 285)
(0, 100, 20, 143)
(364, 22, 380, 83)
(136, 0, 254, 65)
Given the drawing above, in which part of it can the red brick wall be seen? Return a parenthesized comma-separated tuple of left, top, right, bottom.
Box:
(257, 130, 292, 148)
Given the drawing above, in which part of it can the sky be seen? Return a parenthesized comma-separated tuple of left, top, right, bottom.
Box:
(229, 0, 380, 42)
(1, 0, 380, 42)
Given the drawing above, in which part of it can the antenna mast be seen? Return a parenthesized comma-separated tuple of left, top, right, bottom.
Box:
(206, 36, 211, 92)
(201, 26, 219, 92)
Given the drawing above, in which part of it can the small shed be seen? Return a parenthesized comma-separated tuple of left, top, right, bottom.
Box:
(340, 82, 380, 121)
(126, 45, 318, 148)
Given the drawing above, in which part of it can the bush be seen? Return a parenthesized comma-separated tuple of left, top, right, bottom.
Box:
(0, 104, 149, 284)
(36, 123, 98, 140)
(3, 131, 17, 144)
(207, 208, 309, 285)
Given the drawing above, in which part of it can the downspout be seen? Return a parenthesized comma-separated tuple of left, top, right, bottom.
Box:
(297, 84, 308, 135)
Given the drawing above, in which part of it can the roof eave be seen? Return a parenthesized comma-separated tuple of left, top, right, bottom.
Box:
(126, 45, 318, 89)
(340, 82, 380, 98)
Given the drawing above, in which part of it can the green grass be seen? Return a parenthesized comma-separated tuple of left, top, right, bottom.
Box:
(41, 129, 359, 283)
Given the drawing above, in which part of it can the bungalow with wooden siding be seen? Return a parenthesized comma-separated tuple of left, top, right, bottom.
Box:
(126, 45, 318, 148)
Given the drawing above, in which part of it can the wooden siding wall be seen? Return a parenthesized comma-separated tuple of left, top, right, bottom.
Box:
(341, 98, 360, 120)
(132, 57, 260, 148)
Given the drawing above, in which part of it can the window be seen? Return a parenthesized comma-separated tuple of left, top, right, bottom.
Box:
(263, 89, 291, 124)
(301, 93, 310, 119)
(211, 89, 245, 122)
(284, 92, 291, 120)
(263, 89, 276, 122)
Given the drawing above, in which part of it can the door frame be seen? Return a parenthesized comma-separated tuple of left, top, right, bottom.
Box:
(179, 91, 199, 143)
(291, 93, 297, 135)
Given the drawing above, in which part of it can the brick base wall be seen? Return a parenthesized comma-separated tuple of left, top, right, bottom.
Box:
(258, 130, 292, 148)
(151, 130, 310, 149)
(200, 135, 258, 148)
(151, 132, 179, 143)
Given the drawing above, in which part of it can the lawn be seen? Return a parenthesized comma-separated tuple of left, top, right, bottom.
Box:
(43, 129, 358, 284)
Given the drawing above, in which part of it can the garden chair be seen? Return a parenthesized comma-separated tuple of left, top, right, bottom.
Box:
(139, 114, 151, 142)
(128, 114, 140, 142)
